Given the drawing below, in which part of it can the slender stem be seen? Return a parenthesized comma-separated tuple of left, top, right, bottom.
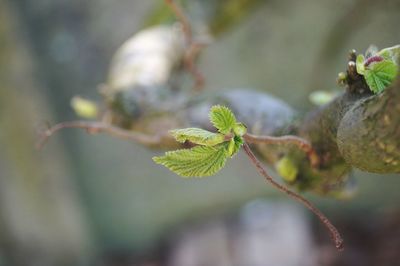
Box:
(242, 143, 344, 251)
(164, 0, 206, 91)
(243, 133, 320, 167)
(37, 121, 162, 149)
(164, 0, 192, 42)
(184, 42, 206, 91)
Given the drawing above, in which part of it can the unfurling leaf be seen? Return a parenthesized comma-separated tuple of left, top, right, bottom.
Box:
(356, 45, 399, 94)
(356, 54, 365, 75)
(153, 145, 228, 177)
(227, 135, 244, 158)
(170, 128, 225, 146)
(209, 105, 236, 134)
(364, 60, 398, 93)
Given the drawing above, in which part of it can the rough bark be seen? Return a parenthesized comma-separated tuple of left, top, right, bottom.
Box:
(337, 77, 400, 173)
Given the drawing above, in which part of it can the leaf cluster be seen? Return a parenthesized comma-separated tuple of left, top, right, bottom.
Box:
(153, 105, 247, 177)
(356, 45, 399, 93)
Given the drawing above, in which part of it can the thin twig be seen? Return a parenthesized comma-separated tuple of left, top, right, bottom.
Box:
(243, 133, 320, 167)
(164, 0, 192, 42)
(184, 42, 206, 91)
(164, 0, 206, 91)
(36, 121, 162, 149)
(242, 143, 344, 251)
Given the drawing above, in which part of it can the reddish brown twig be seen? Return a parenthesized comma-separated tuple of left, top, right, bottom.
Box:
(164, 0, 206, 91)
(243, 133, 320, 167)
(184, 42, 207, 90)
(37, 121, 162, 149)
(164, 0, 192, 42)
(242, 143, 344, 251)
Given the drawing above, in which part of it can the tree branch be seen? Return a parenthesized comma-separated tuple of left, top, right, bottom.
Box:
(37, 121, 164, 149)
(243, 133, 320, 167)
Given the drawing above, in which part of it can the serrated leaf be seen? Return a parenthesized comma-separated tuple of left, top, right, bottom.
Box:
(209, 105, 236, 134)
(153, 145, 228, 177)
(170, 128, 225, 146)
(356, 54, 365, 75)
(364, 60, 398, 93)
(227, 139, 235, 157)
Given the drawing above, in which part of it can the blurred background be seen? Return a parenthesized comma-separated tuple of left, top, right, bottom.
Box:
(1, 0, 400, 265)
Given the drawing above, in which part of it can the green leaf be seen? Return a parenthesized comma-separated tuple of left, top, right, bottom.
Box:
(356, 54, 365, 75)
(227, 139, 235, 157)
(153, 145, 228, 177)
(230, 135, 244, 157)
(170, 128, 225, 146)
(233, 122, 247, 136)
(209, 105, 236, 134)
(364, 60, 398, 93)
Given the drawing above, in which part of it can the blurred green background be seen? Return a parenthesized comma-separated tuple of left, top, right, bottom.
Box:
(1, 0, 399, 265)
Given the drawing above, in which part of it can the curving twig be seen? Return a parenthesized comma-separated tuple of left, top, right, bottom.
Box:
(164, 0, 206, 91)
(242, 143, 343, 251)
(37, 121, 162, 149)
(243, 133, 320, 167)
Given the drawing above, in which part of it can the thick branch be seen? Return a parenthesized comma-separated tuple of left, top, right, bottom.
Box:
(337, 77, 400, 173)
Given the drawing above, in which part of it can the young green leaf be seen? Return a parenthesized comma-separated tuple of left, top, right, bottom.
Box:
(209, 105, 236, 134)
(229, 135, 244, 158)
(233, 122, 247, 136)
(153, 145, 228, 177)
(170, 128, 225, 146)
(364, 60, 398, 93)
(356, 54, 365, 75)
